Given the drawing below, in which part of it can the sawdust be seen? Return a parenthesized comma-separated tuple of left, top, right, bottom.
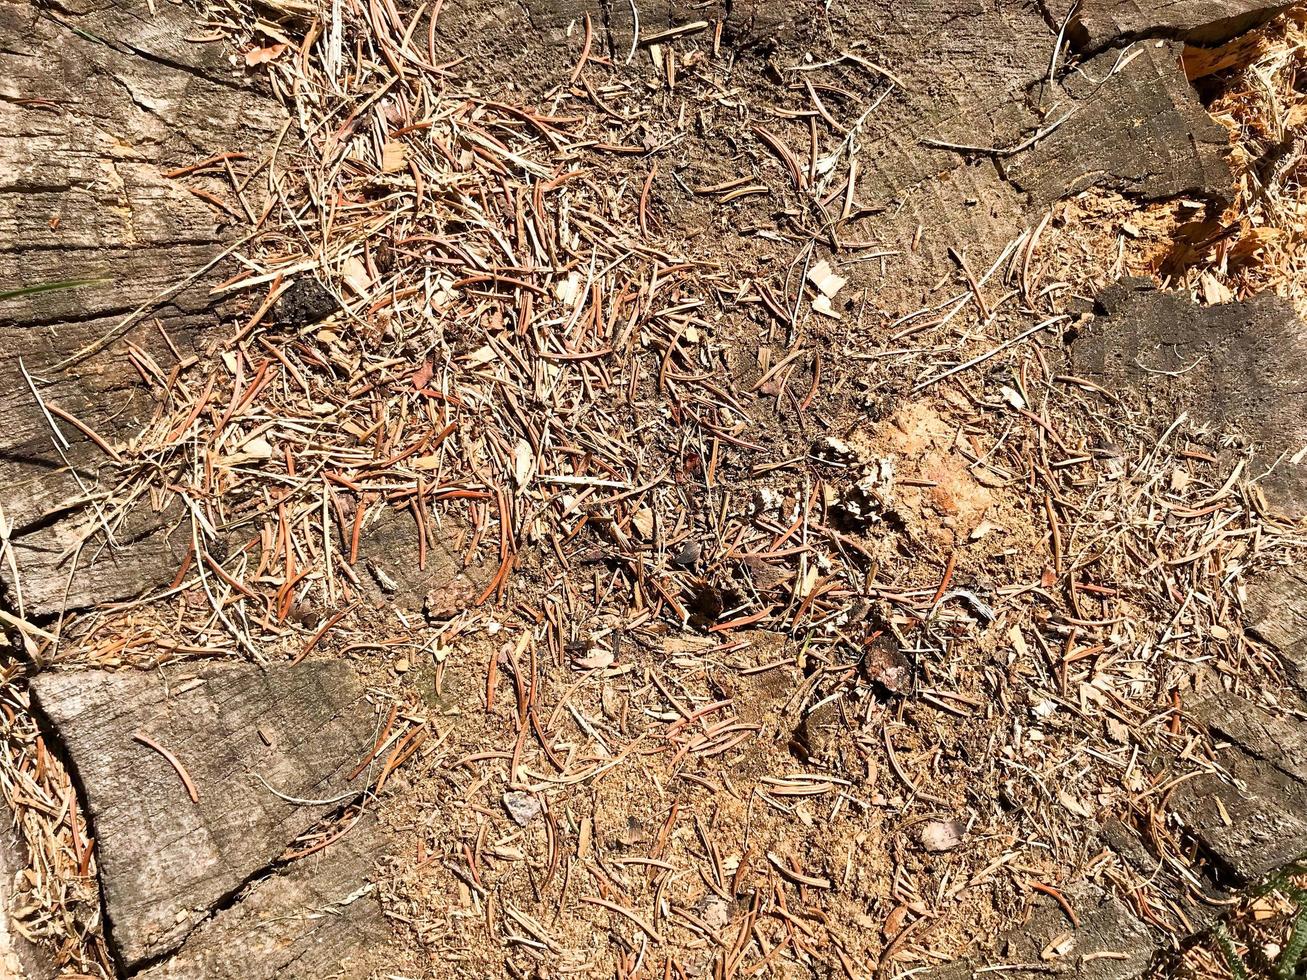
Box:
(868, 402, 999, 546)
(2, 2, 1307, 979)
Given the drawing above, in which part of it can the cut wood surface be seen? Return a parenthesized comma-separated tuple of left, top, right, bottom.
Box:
(135, 815, 389, 980)
(1072, 280, 1307, 519)
(1003, 42, 1233, 204)
(357, 511, 491, 620)
(926, 883, 1158, 980)
(1170, 691, 1307, 883)
(1245, 565, 1307, 681)
(1198, 689, 1307, 782)
(1069, 0, 1293, 52)
(927, 688, 1307, 977)
(1171, 732, 1307, 883)
(0, 0, 282, 617)
(29, 662, 379, 971)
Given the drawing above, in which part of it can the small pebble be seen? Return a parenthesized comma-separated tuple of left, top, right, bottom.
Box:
(503, 791, 541, 826)
(917, 820, 965, 852)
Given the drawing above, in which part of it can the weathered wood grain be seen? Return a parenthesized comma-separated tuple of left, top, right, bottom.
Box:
(921, 883, 1158, 980)
(1071, 281, 1307, 519)
(1244, 566, 1307, 680)
(1003, 42, 1233, 205)
(1004, 883, 1156, 979)
(436, 0, 1237, 232)
(435, 0, 789, 52)
(1171, 747, 1307, 884)
(1069, 0, 1292, 54)
(924, 690, 1307, 977)
(0, 0, 283, 616)
(135, 815, 389, 980)
(0, 823, 54, 980)
(1167, 691, 1307, 883)
(0, 0, 1258, 623)
(840, 3, 1232, 211)
(357, 510, 491, 620)
(29, 662, 378, 971)
(1196, 689, 1307, 782)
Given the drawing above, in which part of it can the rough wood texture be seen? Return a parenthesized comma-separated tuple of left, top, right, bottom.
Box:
(29, 663, 378, 971)
(437, 0, 788, 52)
(1072, 281, 1307, 519)
(926, 690, 1307, 978)
(0, 0, 282, 616)
(1244, 566, 1307, 679)
(135, 816, 388, 980)
(1069, 0, 1292, 53)
(1003, 42, 1232, 205)
(921, 883, 1157, 980)
(0, 824, 53, 980)
(925, 691, 1307, 977)
(1170, 754, 1307, 884)
(1099, 817, 1227, 935)
(437, 0, 1234, 222)
(1169, 691, 1307, 883)
(1198, 689, 1307, 782)
(1002, 883, 1156, 979)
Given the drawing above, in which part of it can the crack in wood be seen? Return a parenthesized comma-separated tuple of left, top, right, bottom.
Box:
(28, 662, 389, 976)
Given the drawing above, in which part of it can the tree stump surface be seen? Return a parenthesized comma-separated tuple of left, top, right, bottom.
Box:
(926, 689, 1307, 978)
(0, 0, 284, 617)
(1170, 691, 1307, 884)
(1245, 565, 1307, 681)
(4, 0, 1307, 977)
(134, 814, 388, 980)
(924, 883, 1157, 980)
(29, 662, 382, 973)
(1071, 280, 1307, 520)
(1002, 41, 1233, 204)
(1069, 0, 1294, 53)
(0, 0, 1257, 617)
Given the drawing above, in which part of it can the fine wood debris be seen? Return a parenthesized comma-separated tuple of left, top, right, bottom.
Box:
(2, 0, 1307, 977)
